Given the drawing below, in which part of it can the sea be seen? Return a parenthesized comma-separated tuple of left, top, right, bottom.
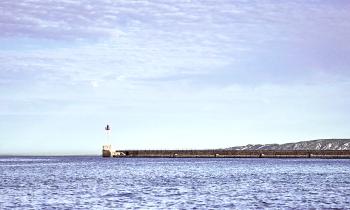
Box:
(1, 157, 350, 209)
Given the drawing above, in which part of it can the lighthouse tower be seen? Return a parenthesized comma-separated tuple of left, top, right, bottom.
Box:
(102, 124, 112, 157)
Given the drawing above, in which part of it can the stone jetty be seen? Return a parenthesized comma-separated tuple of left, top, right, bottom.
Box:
(102, 146, 350, 158)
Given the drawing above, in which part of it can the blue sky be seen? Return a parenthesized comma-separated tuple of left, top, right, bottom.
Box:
(1, 0, 350, 155)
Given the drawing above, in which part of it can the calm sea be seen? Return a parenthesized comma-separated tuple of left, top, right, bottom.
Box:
(1, 157, 350, 209)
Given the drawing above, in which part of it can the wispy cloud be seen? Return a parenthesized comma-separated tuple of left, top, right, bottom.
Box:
(1, 0, 350, 87)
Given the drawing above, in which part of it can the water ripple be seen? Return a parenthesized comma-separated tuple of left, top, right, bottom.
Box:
(1, 157, 350, 209)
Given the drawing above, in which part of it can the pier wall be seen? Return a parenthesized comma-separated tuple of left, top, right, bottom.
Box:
(111, 149, 350, 158)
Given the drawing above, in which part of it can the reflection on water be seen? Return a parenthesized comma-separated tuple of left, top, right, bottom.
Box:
(1, 157, 350, 209)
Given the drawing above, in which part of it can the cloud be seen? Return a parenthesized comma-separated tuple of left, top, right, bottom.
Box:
(0, 0, 350, 88)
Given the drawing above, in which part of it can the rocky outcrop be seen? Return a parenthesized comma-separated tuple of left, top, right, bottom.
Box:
(227, 139, 350, 150)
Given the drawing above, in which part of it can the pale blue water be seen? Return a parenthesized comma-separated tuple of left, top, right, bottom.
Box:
(1, 157, 350, 209)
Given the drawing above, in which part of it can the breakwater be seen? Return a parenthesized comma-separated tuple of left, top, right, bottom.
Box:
(103, 148, 350, 158)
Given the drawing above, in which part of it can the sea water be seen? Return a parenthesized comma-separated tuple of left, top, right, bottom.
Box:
(1, 157, 350, 209)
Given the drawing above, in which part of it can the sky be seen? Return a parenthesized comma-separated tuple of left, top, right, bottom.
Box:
(1, 0, 350, 155)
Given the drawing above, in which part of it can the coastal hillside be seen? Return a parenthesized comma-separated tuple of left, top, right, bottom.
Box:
(228, 139, 350, 150)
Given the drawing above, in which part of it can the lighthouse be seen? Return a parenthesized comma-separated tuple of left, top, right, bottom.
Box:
(105, 124, 111, 142)
(102, 124, 112, 157)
